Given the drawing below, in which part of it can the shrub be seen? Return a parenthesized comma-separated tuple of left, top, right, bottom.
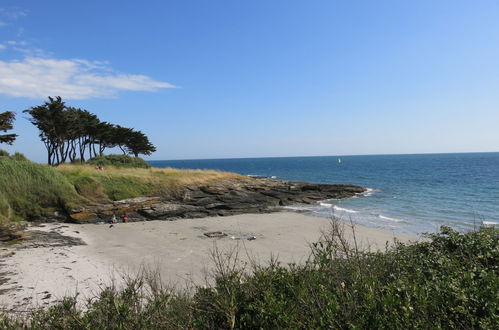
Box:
(86, 154, 151, 169)
(10, 152, 28, 161)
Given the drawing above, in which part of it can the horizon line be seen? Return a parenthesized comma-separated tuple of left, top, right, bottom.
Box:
(148, 150, 499, 162)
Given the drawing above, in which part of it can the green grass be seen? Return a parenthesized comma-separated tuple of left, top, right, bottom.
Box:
(1, 225, 497, 329)
(0, 155, 80, 227)
(57, 164, 243, 201)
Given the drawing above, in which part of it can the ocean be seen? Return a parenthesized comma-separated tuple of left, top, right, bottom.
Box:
(149, 153, 499, 235)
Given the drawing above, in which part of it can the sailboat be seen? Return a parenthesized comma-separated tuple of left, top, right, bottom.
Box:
(338, 158, 341, 164)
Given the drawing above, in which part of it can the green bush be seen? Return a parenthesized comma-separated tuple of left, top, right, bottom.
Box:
(11, 152, 29, 161)
(86, 154, 151, 169)
(1, 225, 497, 328)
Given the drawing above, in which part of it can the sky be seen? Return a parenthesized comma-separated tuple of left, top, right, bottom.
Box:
(0, 0, 498, 162)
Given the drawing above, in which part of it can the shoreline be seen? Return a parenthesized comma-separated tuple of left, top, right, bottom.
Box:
(0, 211, 418, 312)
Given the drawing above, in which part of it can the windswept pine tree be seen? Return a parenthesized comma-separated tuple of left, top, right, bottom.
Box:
(23, 96, 156, 165)
(0, 111, 18, 145)
(23, 96, 68, 165)
(125, 130, 157, 157)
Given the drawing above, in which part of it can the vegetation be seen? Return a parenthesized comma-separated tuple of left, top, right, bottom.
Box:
(85, 154, 152, 169)
(0, 152, 80, 234)
(23, 96, 156, 165)
(0, 111, 18, 145)
(57, 163, 242, 201)
(1, 225, 497, 329)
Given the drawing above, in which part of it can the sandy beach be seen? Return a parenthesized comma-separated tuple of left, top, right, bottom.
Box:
(0, 212, 418, 312)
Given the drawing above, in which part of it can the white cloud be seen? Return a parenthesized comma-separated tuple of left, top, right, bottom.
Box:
(0, 57, 176, 99)
(6, 40, 27, 46)
(0, 44, 5, 50)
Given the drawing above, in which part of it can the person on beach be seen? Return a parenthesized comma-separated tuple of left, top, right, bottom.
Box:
(122, 213, 129, 223)
(110, 213, 117, 224)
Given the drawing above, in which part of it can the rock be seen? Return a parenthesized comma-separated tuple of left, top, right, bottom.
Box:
(181, 212, 209, 219)
(139, 203, 202, 219)
(66, 179, 366, 223)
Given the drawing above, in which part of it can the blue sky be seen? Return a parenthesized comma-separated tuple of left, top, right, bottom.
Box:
(1, 1, 498, 162)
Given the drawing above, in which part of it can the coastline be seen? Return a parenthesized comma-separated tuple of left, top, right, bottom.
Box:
(0, 211, 418, 312)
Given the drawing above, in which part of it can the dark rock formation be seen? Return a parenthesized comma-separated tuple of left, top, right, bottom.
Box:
(69, 179, 366, 223)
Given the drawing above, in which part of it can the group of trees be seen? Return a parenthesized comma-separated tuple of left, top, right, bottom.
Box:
(2, 96, 155, 165)
(23, 96, 156, 165)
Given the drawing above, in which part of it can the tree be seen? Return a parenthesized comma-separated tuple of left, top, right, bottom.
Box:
(112, 125, 134, 155)
(0, 111, 18, 145)
(125, 130, 156, 157)
(70, 108, 101, 161)
(23, 96, 67, 165)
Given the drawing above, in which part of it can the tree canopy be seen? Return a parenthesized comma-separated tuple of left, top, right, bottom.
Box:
(23, 96, 156, 165)
(0, 111, 18, 145)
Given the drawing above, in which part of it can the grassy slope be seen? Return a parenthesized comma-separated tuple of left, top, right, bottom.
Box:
(56, 164, 243, 201)
(0, 159, 243, 229)
(0, 157, 80, 228)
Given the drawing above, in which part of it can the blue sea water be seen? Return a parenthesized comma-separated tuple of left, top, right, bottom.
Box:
(149, 153, 499, 235)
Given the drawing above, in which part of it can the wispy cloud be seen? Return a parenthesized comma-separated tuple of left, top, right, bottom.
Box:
(0, 39, 52, 57)
(0, 57, 176, 99)
(6, 40, 28, 46)
(0, 7, 27, 27)
(0, 7, 27, 19)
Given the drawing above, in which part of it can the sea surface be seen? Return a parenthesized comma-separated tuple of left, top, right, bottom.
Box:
(149, 153, 499, 235)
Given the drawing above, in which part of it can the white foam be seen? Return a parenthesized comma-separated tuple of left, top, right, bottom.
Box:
(482, 221, 498, 226)
(283, 205, 316, 212)
(378, 214, 404, 222)
(333, 205, 358, 214)
(319, 202, 333, 208)
(361, 188, 378, 197)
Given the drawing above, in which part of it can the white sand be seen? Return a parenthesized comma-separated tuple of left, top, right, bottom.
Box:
(0, 212, 418, 312)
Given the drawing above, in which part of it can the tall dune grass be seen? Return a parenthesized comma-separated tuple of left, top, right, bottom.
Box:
(0, 157, 79, 225)
(56, 164, 244, 201)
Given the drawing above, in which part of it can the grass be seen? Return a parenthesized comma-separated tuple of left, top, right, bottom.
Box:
(1, 224, 497, 329)
(57, 164, 244, 201)
(0, 155, 80, 228)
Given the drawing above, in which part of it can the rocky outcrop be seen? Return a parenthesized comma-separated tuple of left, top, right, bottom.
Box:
(69, 179, 366, 223)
